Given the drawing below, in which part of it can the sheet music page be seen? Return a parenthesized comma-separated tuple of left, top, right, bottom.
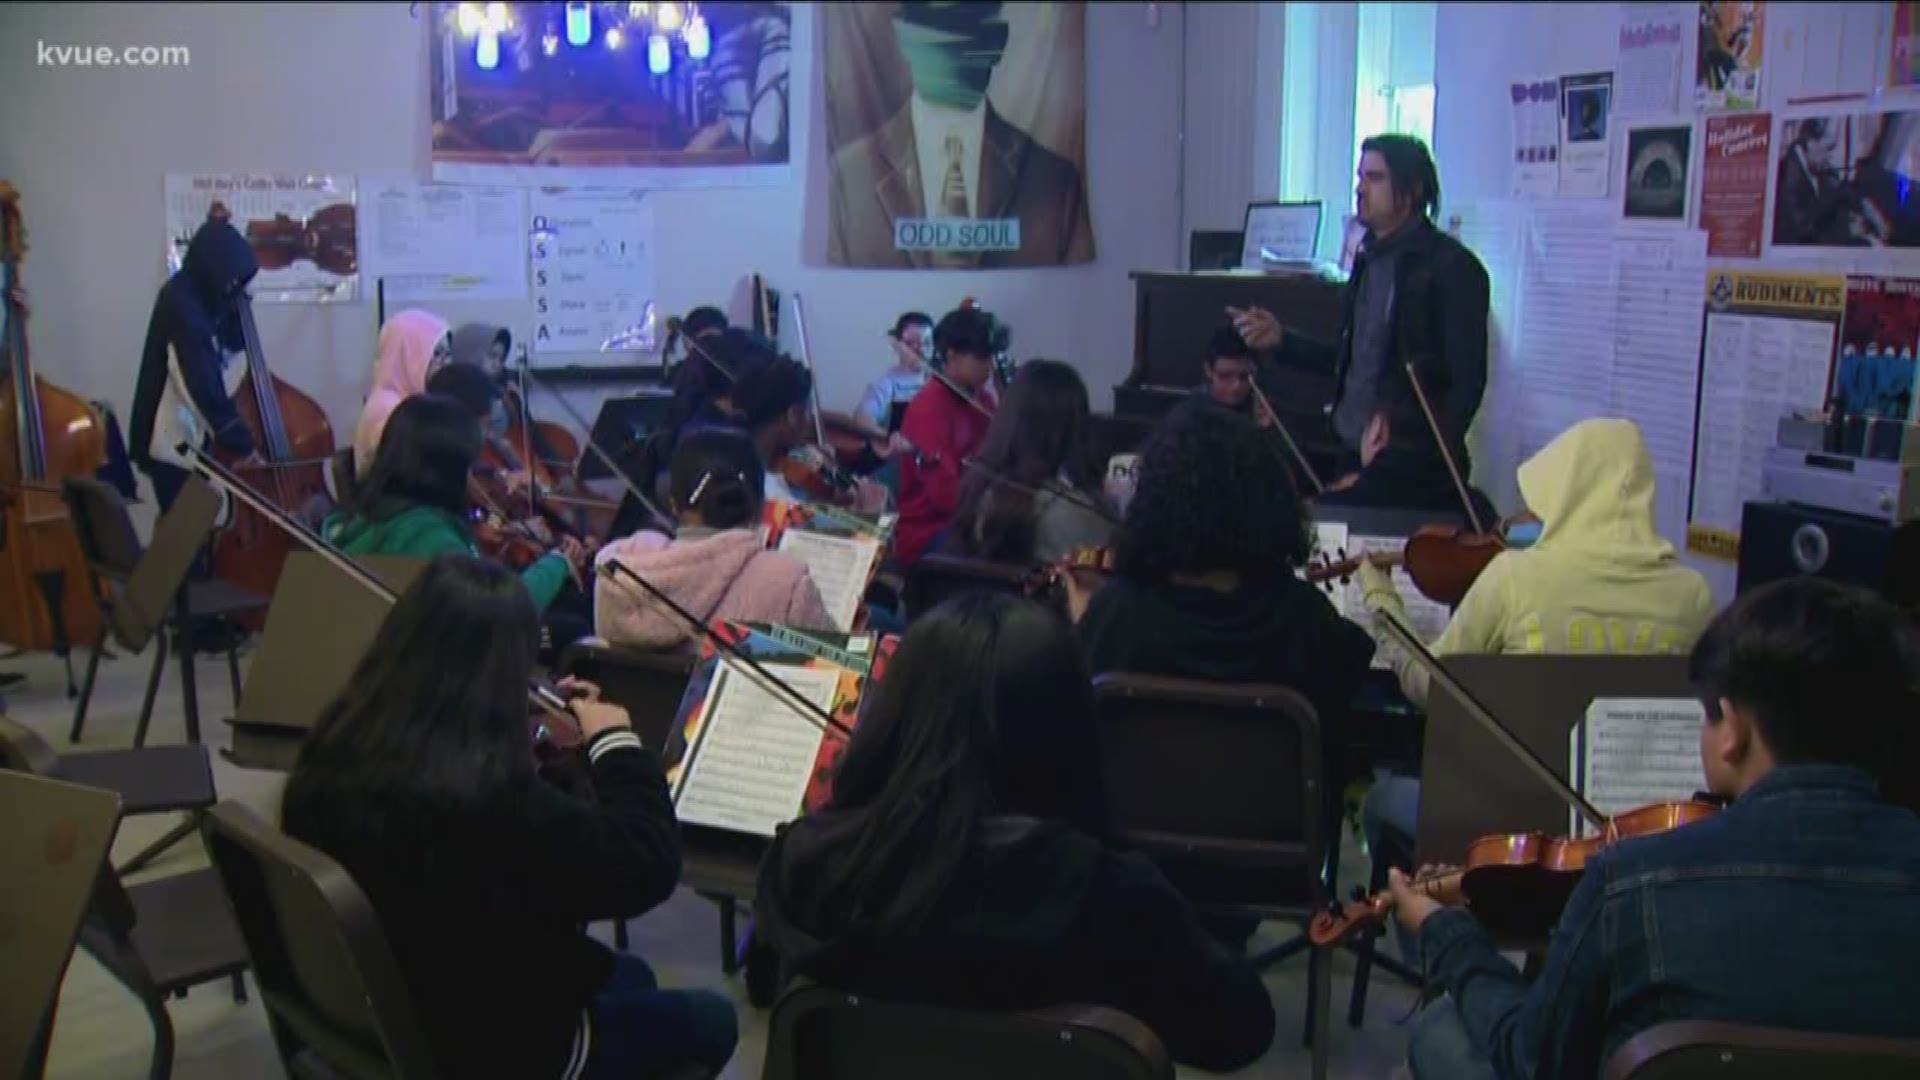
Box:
(1511, 207, 1619, 467)
(1573, 697, 1707, 836)
(775, 529, 880, 632)
(1309, 533, 1453, 672)
(674, 660, 843, 838)
(1610, 229, 1708, 550)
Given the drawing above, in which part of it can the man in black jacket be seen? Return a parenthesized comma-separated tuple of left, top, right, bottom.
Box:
(129, 216, 260, 512)
(1232, 134, 1490, 505)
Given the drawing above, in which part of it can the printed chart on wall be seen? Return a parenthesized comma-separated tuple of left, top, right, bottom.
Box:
(1696, 0, 1764, 110)
(164, 174, 358, 303)
(1688, 271, 1844, 563)
(1833, 277, 1920, 421)
(360, 179, 528, 303)
(527, 188, 657, 358)
(1511, 78, 1562, 197)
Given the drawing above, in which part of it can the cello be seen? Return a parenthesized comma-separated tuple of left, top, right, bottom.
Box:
(206, 275, 337, 625)
(0, 182, 105, 695)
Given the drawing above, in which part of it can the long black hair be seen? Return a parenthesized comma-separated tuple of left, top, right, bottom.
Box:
(281, 554, 540, 850)
(949, 359, 1104, 561)
(343, 394, 482, 521)
(810, 592, 1106, 937)
(1117, 402, 1311, 585)
(671, 427, 766, 529)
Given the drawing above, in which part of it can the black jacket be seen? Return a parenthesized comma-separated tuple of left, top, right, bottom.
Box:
(130, 219, 258, 466)
(1077, 574, 1376, 732)
(755, 812, 1276, 1072)
(280, 733, 683, 1079)
(1274, 217, 1489, 469)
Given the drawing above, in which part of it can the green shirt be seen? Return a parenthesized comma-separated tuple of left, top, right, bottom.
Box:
(320, 503, 569, 612)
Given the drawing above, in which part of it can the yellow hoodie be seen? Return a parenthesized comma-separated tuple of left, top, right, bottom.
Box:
(1362, 418, 1717, 705)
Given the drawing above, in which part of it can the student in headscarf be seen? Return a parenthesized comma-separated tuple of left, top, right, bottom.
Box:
(449, 322, 512, 380)
(353, 309, 451, 476)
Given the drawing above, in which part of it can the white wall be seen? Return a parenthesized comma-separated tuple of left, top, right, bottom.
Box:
(0, 1, 1199, 458)
(1433, 0, 1917, 600)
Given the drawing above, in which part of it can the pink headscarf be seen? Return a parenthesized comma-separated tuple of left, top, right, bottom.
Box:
(352, 309, 450, 474)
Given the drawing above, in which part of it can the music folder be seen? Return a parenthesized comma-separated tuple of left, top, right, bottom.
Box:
(665, 621, 897, 839)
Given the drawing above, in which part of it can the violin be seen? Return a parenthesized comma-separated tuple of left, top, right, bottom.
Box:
(1306, 515, 1533, 608)
(179, 443, 584, 759)
(1310, 796, 1722, 946)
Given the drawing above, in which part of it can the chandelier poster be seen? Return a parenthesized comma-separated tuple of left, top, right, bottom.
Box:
(823, 1, 1095, 269)
(429, 1, 794, 188)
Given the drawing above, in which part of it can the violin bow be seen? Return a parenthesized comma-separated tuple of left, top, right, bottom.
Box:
(176, 442, 578, 729)
(1371, 607, 1606, 830)
(666, 315, 737, 384)
(597, 557, 854, 742)
(959, 458, 1123, 527)
(1249, 378, 1325, 495)
(1403, 361, 1488, 536)
(519, 370, 678, 538)
(789, 291, 832, 452)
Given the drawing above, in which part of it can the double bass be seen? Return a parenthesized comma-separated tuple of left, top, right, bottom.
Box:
(0, 182, 104, 695)
(206, 275, 337, 624)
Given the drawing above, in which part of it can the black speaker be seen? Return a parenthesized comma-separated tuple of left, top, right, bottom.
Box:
(578, 392, 675, 482)
(1737, 500, 1920, 615)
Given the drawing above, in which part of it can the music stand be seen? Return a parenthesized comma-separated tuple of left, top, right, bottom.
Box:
(1395, 638, 1694, 859)
(0, 771, 122, 1077)
(578, 391, 675, 482)
(224, 551, 427, 770)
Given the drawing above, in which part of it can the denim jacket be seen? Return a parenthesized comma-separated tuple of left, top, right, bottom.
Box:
(1419, 764, 1920, 1079)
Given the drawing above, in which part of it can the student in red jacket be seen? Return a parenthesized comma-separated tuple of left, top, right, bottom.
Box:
(894, 306, 1000, 565)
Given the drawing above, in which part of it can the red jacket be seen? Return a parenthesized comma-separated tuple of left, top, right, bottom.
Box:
(895, 379, 996, 565)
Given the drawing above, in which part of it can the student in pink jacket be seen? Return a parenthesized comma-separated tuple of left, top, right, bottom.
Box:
(596, 428, 832, 651)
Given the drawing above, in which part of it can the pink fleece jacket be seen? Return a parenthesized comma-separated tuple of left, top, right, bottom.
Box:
(594, 528, 834, 651)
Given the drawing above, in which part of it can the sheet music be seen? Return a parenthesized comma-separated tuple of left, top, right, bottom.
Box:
(1307, 524, 1453, 672)
(1572, 697, 1707, 836)
(776, 529, 880, 632)
(1512, 207, 1619, 468)
(674, 660, 843, 838)
(1610, 229, 1708, 550)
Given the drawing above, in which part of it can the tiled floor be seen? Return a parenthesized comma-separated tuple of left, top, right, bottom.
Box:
(5, 643, 1424, 1079)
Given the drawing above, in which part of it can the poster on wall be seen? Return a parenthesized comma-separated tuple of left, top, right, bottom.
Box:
(1511, 78, 1562, 197)
(527, 188, 657, 358)
(1771, 111, 1920, 250)
(1696, 0, 1763, 111)
(1832, 277, 1920, 420)
(429, 1, 793, 189)
(1892, 2, 1920, 87)
(1615, 4, 1688, 119)
(822, 1, 1094, 268)
(164, 174, 358, 303)
(1699, 113, 1769, 255)
(360, 178, 528, 302)
(1687, 270, 1844, 563)
(1623, 123, 1693, 221)
(1559, 72, 1615, 198)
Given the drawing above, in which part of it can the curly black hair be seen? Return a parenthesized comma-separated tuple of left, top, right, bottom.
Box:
(1115, 402, 1311, 584)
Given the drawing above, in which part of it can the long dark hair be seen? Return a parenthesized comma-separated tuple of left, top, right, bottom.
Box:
(345, 394, 481, 520)
(949, 359, 1103, 561)
(811, 593, 1106, 937)
(671, 427, 766, 529)
(1117, 402, 1310, 584)
(281, 554, 540, 849)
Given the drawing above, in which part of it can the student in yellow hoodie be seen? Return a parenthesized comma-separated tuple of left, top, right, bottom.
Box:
(1356, 418, 1717, 913)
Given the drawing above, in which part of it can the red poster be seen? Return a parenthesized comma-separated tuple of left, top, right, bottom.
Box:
(1701, 113, 1771, 257)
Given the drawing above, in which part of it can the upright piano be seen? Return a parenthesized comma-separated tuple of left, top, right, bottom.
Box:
(1091, 269, 1351, 479)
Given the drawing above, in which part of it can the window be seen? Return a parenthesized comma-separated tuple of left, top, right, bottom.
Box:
(1280, 1, 1437, 261)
